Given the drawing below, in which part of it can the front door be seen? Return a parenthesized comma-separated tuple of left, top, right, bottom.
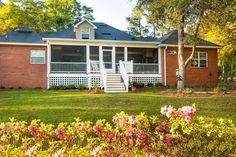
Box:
(102, 46, 115, 73)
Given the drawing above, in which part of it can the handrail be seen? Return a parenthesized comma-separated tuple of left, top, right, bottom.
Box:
(100, 61, 107, 92)
(119, 60, 129, 92)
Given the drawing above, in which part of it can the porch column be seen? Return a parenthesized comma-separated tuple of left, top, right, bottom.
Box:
(158, 47, 161, 74)
(86, 45, 90, 73)
(47, 43, 51, 89)
(112, 46, 116, 73)
(124, 47, 128, 61)
(99, 46, 103, 64)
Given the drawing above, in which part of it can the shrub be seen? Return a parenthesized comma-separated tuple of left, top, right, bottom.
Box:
(49, 85, 60, 90)
(147, 82, 154, 87)
(67, 84, 77, 89)
(78, 84, 86, 90)
(132, 82, 144, 88)
(155, 82, 163, 87)
(178, 88, 194, 94)
(213, 84, 229, 93)
(0, 105, 235, 156)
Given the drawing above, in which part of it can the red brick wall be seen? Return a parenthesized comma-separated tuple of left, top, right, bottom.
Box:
(0, 45, 47, 89)
(161, 47, 218, 87)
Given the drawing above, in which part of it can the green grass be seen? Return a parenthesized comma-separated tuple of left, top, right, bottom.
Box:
(0, 90, 235, 124)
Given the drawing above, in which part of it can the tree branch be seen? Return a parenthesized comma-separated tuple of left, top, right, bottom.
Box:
(184, 10, 203, 67)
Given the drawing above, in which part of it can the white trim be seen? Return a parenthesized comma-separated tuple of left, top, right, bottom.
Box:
(160, 44, 220, 49)
(49, 73, 87, 77)
(0, 42, 47, 46)
(164, 46, 167, 86)
(129, 74, 162, 77)
(74, 19, 97, 29)
(124, 47, 128, 61)
(191, 51, 208, 68)
(86, 45, 90, 73)
(47, 44, 51, 89)
(43, 38, 160, 47)
(30, 50, 46, 64)
(158, 47, 161, 75)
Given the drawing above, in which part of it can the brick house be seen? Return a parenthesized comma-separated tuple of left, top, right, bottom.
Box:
(0, 20, 219, 93)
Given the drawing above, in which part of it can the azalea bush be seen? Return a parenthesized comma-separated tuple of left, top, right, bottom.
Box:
(0, 105, 235, 157)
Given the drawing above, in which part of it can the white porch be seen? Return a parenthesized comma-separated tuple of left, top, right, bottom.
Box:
(47, 43, 162, 93)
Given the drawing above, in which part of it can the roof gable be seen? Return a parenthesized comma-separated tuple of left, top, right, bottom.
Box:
(160, 30, 219, 47)
(74, 19, 97, 29)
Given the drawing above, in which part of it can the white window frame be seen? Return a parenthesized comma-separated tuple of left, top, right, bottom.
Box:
(30, 50, 46, 64)
(191, 51, 208, 68)
(81, 27, 90, 39)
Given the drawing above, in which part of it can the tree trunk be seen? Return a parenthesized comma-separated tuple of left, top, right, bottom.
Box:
(177, 22, 185, 89)
(230, 55, 234, 81)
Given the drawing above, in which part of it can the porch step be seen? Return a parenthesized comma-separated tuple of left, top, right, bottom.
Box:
(104, 73, 128, 93)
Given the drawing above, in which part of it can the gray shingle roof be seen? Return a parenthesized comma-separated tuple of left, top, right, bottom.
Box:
(160, 30, 219, 47)
(0, 23, 218, 47)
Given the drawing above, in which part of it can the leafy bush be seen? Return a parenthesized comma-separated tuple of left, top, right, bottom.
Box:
(132, 82, 145, 88)
(213, 84, 229, 93)
(0, 105, 235, 156)
(78, 84, 86, 90)
(147, 82, 154, 87)
(155, 83, 163, 87)
(177, 88, 194, 94)
(49, 85, 60, 90)
(66, 84, 77, 89)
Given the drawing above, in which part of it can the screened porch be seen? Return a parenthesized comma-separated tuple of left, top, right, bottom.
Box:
(49, 45, 160, 74)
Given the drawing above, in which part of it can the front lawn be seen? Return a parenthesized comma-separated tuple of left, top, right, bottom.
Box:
(0, 90, 235, 123)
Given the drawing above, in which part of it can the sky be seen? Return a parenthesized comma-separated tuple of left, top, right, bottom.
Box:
(2, 0, 135, 31)
(80, 0, 135, 30)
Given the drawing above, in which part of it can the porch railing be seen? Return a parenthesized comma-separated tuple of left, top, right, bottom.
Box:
(119, 60, 129, 92)
(133, 63, 159, 74)
(89, 60, 100, 73)
(100, 61, 107, 92)
(51, 62, 87, 73)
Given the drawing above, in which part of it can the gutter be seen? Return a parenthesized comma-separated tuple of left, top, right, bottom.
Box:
(0, 42, 47, 46)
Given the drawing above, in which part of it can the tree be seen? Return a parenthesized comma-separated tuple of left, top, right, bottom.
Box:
(126, 6, 149, 37)
(0, 0, 94, 34)
(136, 0, 235, 88)
(199, 0, 236, 81)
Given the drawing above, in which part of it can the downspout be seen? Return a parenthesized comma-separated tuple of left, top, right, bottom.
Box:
(164, 46, 168, 86)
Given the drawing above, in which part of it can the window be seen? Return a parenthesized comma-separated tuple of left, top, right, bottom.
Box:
(30, 50, 45, 64)
(191, 52, 208, 68)
(81, 27, 90, 39)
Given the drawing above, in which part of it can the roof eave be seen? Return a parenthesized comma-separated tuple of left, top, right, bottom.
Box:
(160, 44, 221, 49)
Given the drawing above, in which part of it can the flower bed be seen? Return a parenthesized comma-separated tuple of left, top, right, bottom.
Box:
(0, 105, 235, 156)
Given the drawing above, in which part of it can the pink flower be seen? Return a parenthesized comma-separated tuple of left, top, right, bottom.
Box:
(92, 146, 100, 156)
(161, 105, 174, 118)
(128, 116, 138, 125)
(182, 106, 196, 115)
(27, 146, 35, 157)
(184, 115, 192, 123)
(54, 149, 61, 157)
(28, 126, 38, 137)
(132, 127, 138, 134)
(124, 130, 132, 137)
(129, 139, 134, 146)
(93, 125, 104, 137)
(109, 132, 115, 139)
(55, 128, 66, 140)
(165, 135, 172, 145)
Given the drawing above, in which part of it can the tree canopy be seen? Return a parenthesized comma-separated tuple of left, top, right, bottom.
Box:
(0, 0, 94, 35)
(135, 0, 236, 87)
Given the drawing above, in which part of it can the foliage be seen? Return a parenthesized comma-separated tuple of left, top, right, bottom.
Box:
(78, 84, 86, 90)
(126, 6, 150, 37)
(177, 88, 194, 94)
(213, 84, 229, 93)
(49, 84, 87, 90)
(0, 0, 94, 34)
(0, 105, 235, 156)
(155, 83, 163, 87)
(147, 82, 154, 87)
(132, 82, 145, 88)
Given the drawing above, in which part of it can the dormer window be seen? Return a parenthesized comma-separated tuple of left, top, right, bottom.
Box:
(81, 27, 90, 39)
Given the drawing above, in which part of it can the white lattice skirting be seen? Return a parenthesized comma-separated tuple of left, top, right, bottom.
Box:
(130, 76, 162, 85)
(48, 74, 162, 88)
